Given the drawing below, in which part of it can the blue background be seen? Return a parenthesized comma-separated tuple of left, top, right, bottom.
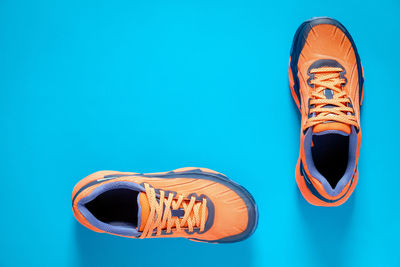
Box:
(1, 0, 399, 266)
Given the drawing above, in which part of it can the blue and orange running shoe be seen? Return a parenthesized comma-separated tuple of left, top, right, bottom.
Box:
(289, 17, 363, 206)
(72, 167, 258, 243)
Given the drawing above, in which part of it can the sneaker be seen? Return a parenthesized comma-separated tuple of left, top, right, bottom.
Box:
(72, 167, 258, 243)
(289, 17, 363, 206)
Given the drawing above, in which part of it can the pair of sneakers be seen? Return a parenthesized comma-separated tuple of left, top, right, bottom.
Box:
(72, 17, 363, 243)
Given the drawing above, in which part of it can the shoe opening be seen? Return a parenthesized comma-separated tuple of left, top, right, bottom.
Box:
(85, 189, 139, 228)
(311, 133, 349, 189)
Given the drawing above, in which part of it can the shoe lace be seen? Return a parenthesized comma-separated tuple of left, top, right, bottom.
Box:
(304, 67, 358, 129)
(140, 183, 207, 238)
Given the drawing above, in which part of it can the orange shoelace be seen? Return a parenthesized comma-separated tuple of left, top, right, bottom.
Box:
(304, 67, 358, 129)
(140, 183, 207, 238)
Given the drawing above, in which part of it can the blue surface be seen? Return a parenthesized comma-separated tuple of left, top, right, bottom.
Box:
(1, 0, 400, 266)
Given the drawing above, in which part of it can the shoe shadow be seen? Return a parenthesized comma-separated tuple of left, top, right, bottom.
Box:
(296, 188, 355, 267)
(74, 221, 254, 267)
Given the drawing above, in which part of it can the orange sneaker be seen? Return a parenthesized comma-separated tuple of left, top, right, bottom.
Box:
(72, 167, 258, 243)
(289, 17, 363, 206)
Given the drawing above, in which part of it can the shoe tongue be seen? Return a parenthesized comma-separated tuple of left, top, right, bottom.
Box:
(311, 86, 351, 135)
(313, 122, 351, 135)
(137, 193, 150, 231)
